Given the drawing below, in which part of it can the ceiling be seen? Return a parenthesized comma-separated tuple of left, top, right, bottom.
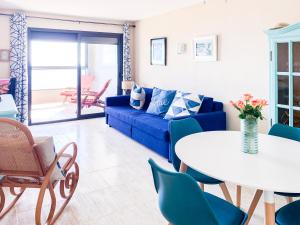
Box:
(0, 0, 204, 21)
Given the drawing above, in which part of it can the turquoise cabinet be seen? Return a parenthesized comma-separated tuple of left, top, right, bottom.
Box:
(266, 23, 300, 127)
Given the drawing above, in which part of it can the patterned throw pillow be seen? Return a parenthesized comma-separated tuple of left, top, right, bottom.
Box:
(146, 87, 176, 116)
(164, 91, 204, 119)
(130, 84, 145, 110)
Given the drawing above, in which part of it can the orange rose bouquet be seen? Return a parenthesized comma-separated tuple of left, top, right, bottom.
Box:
(230, 94, 267, 120)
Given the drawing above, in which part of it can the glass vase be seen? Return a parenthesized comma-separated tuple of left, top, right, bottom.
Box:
(240, 118, 258, 154)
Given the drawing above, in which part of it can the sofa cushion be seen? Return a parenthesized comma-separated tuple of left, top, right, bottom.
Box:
(143, 88, 153, 110)
(105, 106, 145, 124)
(132, 113, 169, 141)
(130, 84, 145, 110)
(164, 91, 204, 119)
(146, 87, 176, 116)
(107, 115, 132, 137)
(199, 97, 214, 113)
(132, 127, 169, 159)
(213, 101, 223, 111)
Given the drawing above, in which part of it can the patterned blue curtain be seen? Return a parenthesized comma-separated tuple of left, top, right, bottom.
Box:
(10, 12, 27, 123)
(123, 23, 132, 81)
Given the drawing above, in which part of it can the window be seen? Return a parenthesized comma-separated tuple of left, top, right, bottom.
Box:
(31, 41, 88, 90)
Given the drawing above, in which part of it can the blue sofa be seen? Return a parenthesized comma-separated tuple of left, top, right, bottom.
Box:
(105, 88, 226, 161)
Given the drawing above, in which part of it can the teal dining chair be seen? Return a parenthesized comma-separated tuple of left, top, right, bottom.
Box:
(148, 159, 248, 225)
(275, 199, 300, 225)
(269, 123, 300, 201)
(243, 123, 300, 224)
(169, 118, 233, 203)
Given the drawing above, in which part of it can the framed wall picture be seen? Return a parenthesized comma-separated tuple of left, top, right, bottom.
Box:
(193, 35, 218, 62)
(150, 38, 167, 66)
(0, 49, 10, 62)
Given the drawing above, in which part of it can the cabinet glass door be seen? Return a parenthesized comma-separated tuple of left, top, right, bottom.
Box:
(276, 41, 300, 127)
(293, 42, 300, 127)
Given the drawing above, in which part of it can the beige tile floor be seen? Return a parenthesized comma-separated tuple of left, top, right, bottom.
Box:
(1, 118, 287, 225)
(31, 102, 104, 123)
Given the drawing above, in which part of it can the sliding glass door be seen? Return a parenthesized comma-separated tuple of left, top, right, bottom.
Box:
(29, 33, 78, 124)
(28, 29, 122, 125)
(79, 36, 119, 117)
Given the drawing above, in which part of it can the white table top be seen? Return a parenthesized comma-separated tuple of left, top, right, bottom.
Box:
(176, 131, 300, 193)
(0, 94, 18, 115)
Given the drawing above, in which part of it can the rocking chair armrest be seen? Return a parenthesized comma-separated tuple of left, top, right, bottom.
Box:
(56, 142, 78, 172)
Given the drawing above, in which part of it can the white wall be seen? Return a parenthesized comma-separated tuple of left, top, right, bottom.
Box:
(134, 0, 300, 132)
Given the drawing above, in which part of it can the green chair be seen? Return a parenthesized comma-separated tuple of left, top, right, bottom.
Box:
(169, 118, 233, 203)
(148, 159, 247, 225)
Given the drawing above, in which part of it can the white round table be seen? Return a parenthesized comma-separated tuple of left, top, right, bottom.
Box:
(175, 131, 300, 225)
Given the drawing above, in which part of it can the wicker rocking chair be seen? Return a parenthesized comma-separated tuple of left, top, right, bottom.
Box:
(0, 118, 79, 225)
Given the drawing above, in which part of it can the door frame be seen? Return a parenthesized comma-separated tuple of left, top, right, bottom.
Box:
(27, 27, 123, 125)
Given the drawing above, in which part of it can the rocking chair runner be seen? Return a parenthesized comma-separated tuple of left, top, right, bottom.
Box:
(0, 118, 79, 225)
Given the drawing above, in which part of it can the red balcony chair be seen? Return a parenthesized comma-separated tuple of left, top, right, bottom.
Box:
(60, 75, 95, 103)
(71, 79, 111, 109)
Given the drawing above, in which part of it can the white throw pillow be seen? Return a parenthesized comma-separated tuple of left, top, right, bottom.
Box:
(164, 91, 204, 119)
(130, 84, 146, 110)
(34, 136, 65, 181)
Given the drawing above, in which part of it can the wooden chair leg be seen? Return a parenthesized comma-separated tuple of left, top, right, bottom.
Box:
(245, 189, 263, 225)
(0, 187, 5, 214)
(51, 162, 79, 225)
(199, 183, 204, 191)
(35, 183, 56, 225)
(35, 162, 79, 225)
(286, 197, 293, 203)
(219, 183, 233, 203)
(179, 162, 188, 173)
(0, 187, 25, 219)
(236, 185, 242, 208)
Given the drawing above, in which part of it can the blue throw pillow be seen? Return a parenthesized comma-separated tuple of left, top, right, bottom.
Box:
(130, 84, 145, 110)
(164, 91, 204, 119)
(146, 87, 176, 116)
